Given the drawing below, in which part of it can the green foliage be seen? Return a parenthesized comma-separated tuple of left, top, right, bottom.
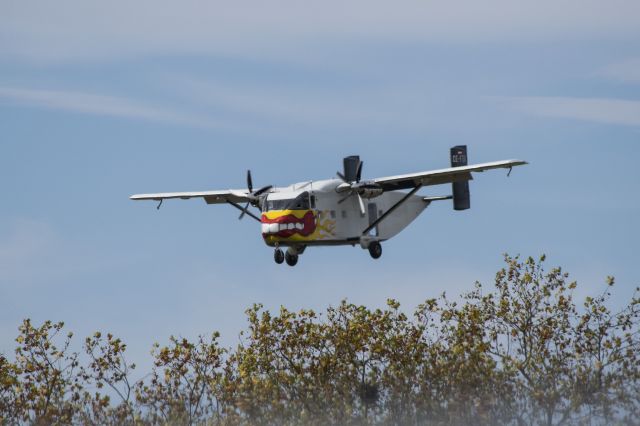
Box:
(136, 333, 224, 424)
(1, 255, 639, 425)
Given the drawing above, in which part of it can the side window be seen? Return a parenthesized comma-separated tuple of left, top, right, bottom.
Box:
(287, 192, 310, 210)
(266, 193, 312, 210)
(267, 200, 286, 210)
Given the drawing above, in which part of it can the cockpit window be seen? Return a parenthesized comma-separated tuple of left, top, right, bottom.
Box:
(265, 191, 311, 211)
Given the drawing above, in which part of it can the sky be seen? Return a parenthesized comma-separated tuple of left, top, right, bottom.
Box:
(1, 0, 639, 374)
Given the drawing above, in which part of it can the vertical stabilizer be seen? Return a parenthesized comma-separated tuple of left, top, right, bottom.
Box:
(450, 145, 470, 210)
(343, 156, 361, 182)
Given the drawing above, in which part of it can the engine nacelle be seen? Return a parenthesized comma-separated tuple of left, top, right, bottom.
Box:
(353, 181, 384, 199)
(359, 188, 384, 199)
(450, 145, 470, 210)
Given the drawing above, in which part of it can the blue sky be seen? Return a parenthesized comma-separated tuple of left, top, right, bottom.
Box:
(1, 0, 639, 373)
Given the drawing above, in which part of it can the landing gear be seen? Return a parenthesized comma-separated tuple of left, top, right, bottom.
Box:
(368, 241, 382, 259)
(285, 251, 298, 266)
(273, 245, 304, 266)
(274, 248, 284, 264)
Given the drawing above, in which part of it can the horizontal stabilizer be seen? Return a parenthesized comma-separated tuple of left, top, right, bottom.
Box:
(423, 195, 453, 202)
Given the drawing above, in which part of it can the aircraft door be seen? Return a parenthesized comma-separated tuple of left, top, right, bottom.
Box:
(367, 202, 379, 236)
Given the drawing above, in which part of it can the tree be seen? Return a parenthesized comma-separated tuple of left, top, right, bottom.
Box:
(1, 255, 639, 425)
(135, 333, 225, 425)
(77, 331, 138, 425)
(8, 320, 81, 424)
(471, 254, 640, 425)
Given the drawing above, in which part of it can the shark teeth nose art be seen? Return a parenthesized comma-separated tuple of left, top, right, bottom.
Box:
(261, 223, 303, 233)
(261, 210, 317, 238)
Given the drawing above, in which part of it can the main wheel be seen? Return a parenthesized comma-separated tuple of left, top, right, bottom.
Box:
(368, 241, 382, 259)
(274, 248, 284, 264)
(285, 251, 299, 266)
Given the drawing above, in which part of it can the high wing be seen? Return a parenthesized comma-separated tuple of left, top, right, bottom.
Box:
(373, 159, 527, 191)
(130, 189, 251, 205)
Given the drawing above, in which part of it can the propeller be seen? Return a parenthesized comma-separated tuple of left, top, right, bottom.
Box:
(336, 156, 366, 216)
(338, 188, 366, 215)
(238, 170, 272, 220)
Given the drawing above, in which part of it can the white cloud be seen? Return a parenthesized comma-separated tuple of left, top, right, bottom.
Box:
(0, 87, 221, 129)
(600, 58, 640, 83)
(500, 96, 640, 127)
(171, 77, 432, 129)
(0, 82, 436, 135)
(1, 0, 639, 63)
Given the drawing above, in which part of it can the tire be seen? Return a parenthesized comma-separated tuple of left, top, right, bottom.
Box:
(368, 241, 382, 259)
(274, 249, 284, 264)
(285, 252, 298, 266)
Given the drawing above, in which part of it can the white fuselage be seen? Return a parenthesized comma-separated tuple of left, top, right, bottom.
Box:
(260, 178, 429, 248)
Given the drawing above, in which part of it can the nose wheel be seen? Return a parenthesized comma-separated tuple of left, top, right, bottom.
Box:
(274, 247, 299, 266)
(274, 248, 284, 264)
(285, 251, 298, 266)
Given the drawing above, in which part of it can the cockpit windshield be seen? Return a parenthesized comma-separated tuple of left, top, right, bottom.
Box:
(265, 191, 313, 211)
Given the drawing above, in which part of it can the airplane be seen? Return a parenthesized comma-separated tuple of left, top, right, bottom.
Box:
(130, 146, 527, 266)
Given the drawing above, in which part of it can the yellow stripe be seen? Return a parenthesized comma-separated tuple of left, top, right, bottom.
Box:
(262, 209, 311, 220)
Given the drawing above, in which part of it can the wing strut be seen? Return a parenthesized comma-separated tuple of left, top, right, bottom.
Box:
(361, 185, 422, 235)
(226, 201, 261, 222)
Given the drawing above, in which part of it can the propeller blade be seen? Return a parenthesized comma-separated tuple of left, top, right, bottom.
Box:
(238, 201, 250, 220)
(336, 171, 347, 182)
(253, 184, 273, 196)
(356, 160, 363, 182)
(337, 192, 352, 204)
(357, 193, 366, 216)
(246, 170, 253, 193)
